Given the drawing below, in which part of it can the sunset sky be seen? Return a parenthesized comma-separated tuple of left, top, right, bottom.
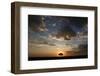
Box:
(28, 15, 88, 58)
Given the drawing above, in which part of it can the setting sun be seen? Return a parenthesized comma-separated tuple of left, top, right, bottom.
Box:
(57, 50, 65, 57)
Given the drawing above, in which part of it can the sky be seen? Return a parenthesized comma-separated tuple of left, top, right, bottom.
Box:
(28, 15, 88, 57)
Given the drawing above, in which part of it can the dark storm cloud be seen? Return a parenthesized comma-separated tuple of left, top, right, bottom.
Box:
(78, 44, 88, 52)
(56, 25, 76, 39)
(54, 17, 88, 40)
(28, 15, 88, 41)
(28, 15, 46, 32)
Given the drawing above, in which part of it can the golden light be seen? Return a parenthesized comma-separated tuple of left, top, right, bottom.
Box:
(57, 49, 65, 57)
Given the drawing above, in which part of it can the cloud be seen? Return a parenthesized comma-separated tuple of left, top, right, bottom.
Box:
(56, 25, 77, 40)
(28, 15, 47, 32)
(47, 43, 56, 46)
(29, 36, 56, 47)
(48, 34, 65, 41)
(28, 15, 88, 48)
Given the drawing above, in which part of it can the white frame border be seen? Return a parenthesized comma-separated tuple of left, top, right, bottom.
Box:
(20, 6, 95, 70)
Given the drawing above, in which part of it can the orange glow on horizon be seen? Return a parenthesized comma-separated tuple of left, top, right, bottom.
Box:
(56, 50, 66, 57)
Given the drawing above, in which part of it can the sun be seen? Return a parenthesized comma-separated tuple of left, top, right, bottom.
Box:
(58, 52, 63, 56)
(57, 50, 65, 57)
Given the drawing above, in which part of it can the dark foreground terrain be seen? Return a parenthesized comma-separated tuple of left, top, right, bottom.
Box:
(28, 55, 88, 61)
